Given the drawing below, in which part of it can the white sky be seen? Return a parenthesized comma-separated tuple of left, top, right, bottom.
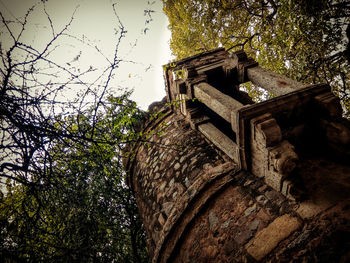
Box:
(0, 0, 173, 109)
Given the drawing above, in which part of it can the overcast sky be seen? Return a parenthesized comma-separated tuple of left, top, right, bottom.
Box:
(0, 0, 173, 109)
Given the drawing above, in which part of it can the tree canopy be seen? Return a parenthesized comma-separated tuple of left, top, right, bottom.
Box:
(0, 96, 148, 262)
(0, 1, 150, 262)
(163, 0, 350, 115)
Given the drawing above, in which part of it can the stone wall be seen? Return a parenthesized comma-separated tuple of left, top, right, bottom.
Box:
(170, 162, 350, 263)
(124, 48, 350, 262)
(126, 109, 235, 259)
(126, 109, 350, 263)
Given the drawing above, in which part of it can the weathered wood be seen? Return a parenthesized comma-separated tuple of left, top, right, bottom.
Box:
(193, 82, 243, 123)
(247, 66, 306, 96)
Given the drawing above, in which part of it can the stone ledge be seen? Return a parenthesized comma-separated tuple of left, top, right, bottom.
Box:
(245, 214, 301, 261)
(296, 199, 334, 219)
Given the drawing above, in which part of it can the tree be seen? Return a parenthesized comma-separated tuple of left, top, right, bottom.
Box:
(163, 0, 350, 115)
(0, 0, 132, 187)
(0, 1, 151, 262)
(1, 95, 149, 262)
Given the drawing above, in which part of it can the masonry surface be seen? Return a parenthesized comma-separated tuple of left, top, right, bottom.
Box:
(124, 48, 350, 262)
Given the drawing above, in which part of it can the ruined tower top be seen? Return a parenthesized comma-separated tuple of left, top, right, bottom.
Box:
(125, 48, 350, 262)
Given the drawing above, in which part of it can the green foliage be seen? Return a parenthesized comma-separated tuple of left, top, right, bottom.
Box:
(163, 0, 350, 115)
(0, 95, 149, 263)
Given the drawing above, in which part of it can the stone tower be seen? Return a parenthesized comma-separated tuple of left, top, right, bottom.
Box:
(124, 48, 350, 262)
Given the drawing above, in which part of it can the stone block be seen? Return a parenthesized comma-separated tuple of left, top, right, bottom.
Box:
(281, 179, 295, 200)
(158, 213, 165, 225)
(255, 117, 282, 147)
(245, 214, 301, 261)
(202, 245, 218, 259)
(221, 219, 231, 229)
(251, 149, 266, 178)
(156, 192, 165, 203)
(248, 219, 260, 231)
(296, 199, 333, 219)
(159, 181, 167, 191)
(174, 163, 181, 170)
(315, 91, 342, 119)
(207, 162, 235, 178)
(269, 140, 298, 176)
(235, 229, 253, 245)
(265, 171, 283, 192)
(322, 120, 350, 145)
(154, 173, 160, 179)
(172, 191, 178, 198)
(184, 177, 191, 188)
(180, 164, 188, 175)
(244, 204, 257, 217)
(209, 211, 219, 230)
(165, 187, 174, 198)
(175, 182, 185, 196)
(162, 202, 174, 217)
